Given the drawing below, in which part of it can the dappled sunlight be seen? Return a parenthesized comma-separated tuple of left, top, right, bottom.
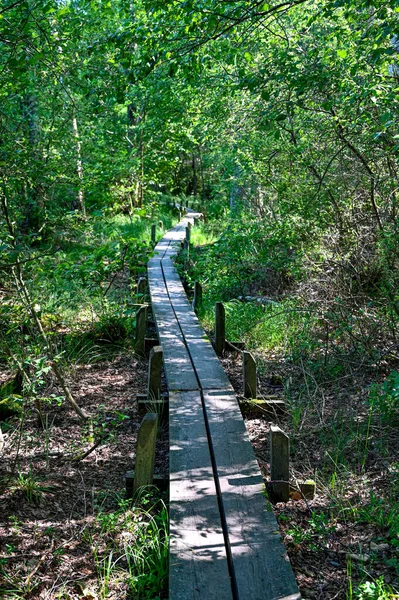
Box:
(153, 215, 300, 598)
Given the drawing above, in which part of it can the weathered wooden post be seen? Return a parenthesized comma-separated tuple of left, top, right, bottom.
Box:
(192, 281, 203, 312)
(137, 277, 147, 298)
(147, 346, 163, 400)
(194, 216, 199, 226)
(185, 226, 191, 243)
(151, 224, 156, 244)
(270, 425, 290, 502)
(158, 220, 163, 230)
(133, 413, 158, 492)
(134, 305, 147, 355)
(243, 351, 257, 398)
(215, 302, 225, 355)
(183, 239, 189, 251)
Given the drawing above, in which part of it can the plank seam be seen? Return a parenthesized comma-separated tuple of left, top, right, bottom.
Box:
(159, 254, 239, 600)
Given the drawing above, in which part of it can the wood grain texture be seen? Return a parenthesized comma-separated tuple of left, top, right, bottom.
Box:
(202, 389, 300, 600)
(169, 391, 233, 600)
(148, 211, 300, 600)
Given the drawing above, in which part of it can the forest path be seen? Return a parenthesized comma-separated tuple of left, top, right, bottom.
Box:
(148, 209, 301, 600)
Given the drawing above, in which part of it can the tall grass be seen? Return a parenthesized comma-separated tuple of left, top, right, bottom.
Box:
(95, 494, 168, 599)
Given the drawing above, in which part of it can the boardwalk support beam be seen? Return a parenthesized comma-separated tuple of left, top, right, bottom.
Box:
(215, 302, 225, 355)
(192, 281, 203, 312)
(134, 305, 147, 356)
(147, 345, 163, 401)
(151, 223, 156, 244)
(137, 277, 146, 298)
(130, 413, 158, 494)
(270, 424, 290, 503)
(243, 351, 257, 398)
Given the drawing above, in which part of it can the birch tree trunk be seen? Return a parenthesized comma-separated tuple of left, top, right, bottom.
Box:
(72, 115, 86, 217)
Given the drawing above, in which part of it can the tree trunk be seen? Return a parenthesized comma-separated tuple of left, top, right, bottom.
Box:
(72, 115, 86, 217)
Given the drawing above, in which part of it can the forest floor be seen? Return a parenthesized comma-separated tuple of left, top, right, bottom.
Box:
(0, 349, 169, 600)
(219, 347, 399, 599)
(0, 209, 175, 599)
(1, 210, 399, 600)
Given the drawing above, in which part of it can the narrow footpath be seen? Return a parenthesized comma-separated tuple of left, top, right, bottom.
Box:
(148, 210, 300, 600)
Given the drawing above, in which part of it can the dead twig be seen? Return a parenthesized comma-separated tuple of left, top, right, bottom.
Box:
(25, 538, 55, 587)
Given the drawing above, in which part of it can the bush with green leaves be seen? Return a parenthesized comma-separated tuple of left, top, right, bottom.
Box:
(355, 577, 396, 600)
(369, 371, 399, 426)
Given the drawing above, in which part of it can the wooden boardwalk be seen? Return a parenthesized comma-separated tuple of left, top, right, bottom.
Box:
(148, 210, 300, 600)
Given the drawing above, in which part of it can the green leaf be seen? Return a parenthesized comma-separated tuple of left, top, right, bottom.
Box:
(337, 49, 347, 58)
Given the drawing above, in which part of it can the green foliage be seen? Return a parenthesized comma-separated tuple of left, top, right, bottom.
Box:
(369, 371, 399, 426)
(356, 492, 399, 546)
(286, 511, 336, 551)
(9, 469, 53, 505)
(355, 577, 396, 600)
(94, 493, 168, 599)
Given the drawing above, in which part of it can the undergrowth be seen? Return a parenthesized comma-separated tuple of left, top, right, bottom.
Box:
(183, 211, 399, 599)
(92, 491, 168, 600)
(0, 202, 177, 414)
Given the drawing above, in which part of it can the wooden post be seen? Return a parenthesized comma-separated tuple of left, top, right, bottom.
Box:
(134, 305, 147, 355)
(158, 220, 163, 230)
(215, 302, 225, 355)
(243, 351, 257, 398)
(137, 277, 146, 297)
(147, 346, 163, 400)
(133, 413, 158, 492)
(151, 223, 156, 244)
(270, 425, 290, 502)
(185, 226, 191, 243)
(192, 281, 203, 311)
(183, 239, 189, 251)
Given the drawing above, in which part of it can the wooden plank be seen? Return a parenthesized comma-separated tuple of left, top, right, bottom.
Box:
(133, 413, 158, 492)
(186, 337, 232, 391)
(159, 337, 198, 391)
(202, 389, 301, 600)
(148, 270, 199, 391)
(150, 213, 300, 600)
(169, 391, 233, 600)
(148, 306, 199, 391)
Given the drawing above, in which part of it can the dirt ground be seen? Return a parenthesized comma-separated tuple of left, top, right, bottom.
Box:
(0, 350, 169, 599)
(221, 350, 399, 599)
(1, 338, 398, 599)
